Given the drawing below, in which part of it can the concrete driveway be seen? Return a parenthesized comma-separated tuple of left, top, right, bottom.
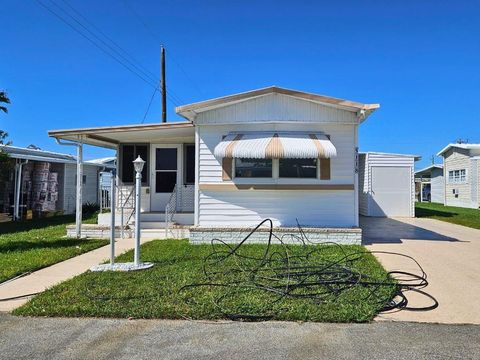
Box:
(0, 314, 478, 360)
(361, 216, 480, 324)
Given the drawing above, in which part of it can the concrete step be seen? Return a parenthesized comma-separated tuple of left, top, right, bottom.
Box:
(140, 212, 194, 225)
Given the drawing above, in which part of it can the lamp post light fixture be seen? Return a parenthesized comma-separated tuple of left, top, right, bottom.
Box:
(133, 155, 145, 266)
(90, 155, 153, 272)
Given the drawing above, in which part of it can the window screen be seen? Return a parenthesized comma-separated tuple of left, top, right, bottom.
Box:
(120, 144, 149, 185)
(279, 158, 317, 178)
(184, 145, 195, 184)
(235, 158, 272, 178)
(155, 148, 177, 193)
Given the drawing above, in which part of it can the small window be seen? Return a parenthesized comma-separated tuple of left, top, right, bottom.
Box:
(184, 145, 195, 185)
(235, 158, 272, 178)
(155, 148, 177, 193)
(279, 158, 317, 178)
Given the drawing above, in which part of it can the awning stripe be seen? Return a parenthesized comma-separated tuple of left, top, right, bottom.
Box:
(265, 133, 284, 159)
(214, 132, 337, 159)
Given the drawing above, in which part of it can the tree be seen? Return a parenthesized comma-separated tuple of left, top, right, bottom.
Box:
(0, 91, 10, 114)
(0, 90, 13, 182)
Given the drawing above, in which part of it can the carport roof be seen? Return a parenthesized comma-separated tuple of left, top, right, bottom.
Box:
(48, 121, 195, 149)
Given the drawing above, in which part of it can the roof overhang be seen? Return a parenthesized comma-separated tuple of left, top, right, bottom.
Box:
(360, 151, 422, 161)
(176, 86, 380, 122)
(437, 143, 480, 157)
(415, 164, 443, 176)
(48, 122, 195, 149)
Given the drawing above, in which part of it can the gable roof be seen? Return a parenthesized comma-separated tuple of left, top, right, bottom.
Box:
(176, 86, 380, 122)
(415, 164, 443, 176)
(436, 143, 480, 156)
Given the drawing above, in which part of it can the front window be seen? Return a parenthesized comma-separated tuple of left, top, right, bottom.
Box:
(235, 158, 272, 178)
(448, 169, 466, 183)
(279, 158, 317, 178)
(120, 144, 149, 185)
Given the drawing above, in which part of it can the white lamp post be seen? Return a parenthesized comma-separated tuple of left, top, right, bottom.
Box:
(133, 155, 145, 266)
(90, 155, 153, 272)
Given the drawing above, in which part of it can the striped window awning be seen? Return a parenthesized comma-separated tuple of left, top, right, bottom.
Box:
(214, 132, 337, 159)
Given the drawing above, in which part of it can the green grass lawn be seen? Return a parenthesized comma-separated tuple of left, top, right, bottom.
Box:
(15, 240, 395, 323)
(416, 202, 480, 229)
(0, 215, 108, 283)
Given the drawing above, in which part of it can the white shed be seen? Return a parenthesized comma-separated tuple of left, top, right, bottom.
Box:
(359, 152, 419, 217)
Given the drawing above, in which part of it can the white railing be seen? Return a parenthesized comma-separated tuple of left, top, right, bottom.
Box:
(99, 185, 111, 213)
(116, 184, 135, 238)
(165, 184, 194, 238)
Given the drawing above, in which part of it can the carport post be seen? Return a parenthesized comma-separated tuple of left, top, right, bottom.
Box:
(110, 173, 116, 265)
(75, 143, 83, 238)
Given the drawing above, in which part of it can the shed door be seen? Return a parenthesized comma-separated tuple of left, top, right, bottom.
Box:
(370, 166, 411, 217)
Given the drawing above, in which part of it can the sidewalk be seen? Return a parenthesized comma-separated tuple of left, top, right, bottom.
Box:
(0, 237, 153, 312)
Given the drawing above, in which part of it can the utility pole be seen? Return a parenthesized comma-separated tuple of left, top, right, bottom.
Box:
(161, 46, 167, 123)
(431, 155, 435, 165)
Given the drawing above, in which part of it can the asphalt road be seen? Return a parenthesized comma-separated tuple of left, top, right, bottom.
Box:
(1, 314, 479, 360)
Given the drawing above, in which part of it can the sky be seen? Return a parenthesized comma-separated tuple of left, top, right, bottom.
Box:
(1, 0, 479, 168)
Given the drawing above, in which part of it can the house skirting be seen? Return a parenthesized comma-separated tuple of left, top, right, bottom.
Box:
(189, 226, 362, 245)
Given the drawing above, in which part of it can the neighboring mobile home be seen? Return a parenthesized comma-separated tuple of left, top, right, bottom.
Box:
(414, 164, 444, 203)
(49, 86, 380, 244)
(359, 152, 419, 217)
(437, 143, 480, 209)
(0, 145, 115, 220)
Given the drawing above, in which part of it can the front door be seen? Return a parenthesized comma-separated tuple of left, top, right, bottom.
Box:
(150, 145, 181, 211)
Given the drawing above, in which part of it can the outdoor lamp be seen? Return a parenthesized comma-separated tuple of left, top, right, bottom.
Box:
(133, 155, 145, 174)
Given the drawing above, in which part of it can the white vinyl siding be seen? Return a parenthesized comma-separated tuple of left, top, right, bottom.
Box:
(194, 91, 364, 228)
(430, 168, 445, 204)
(198, 190, 355, 227)
(358, 153, 416, 217)
(443, 148, 477, 208)
(63, 164, 99, 214)
(199, 123, 355, 184)
(195, 93, 358, 125)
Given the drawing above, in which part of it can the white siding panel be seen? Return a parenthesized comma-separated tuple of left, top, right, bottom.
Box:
(195, 94, 357, 125)
(63, 164, 99, 214)
(199, 124, 355, 184)
(359, 153, 416, 217)
(198, 190, 355, 227)
(430, 168, 445, 204)
(358, 153, 369, 216)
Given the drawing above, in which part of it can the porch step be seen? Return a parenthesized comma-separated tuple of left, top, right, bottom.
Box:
(140, 212, 194, 225)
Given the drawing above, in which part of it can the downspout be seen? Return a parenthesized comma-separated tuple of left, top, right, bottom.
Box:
(55, 137, 83, 239)
(14, 159, 28, 221)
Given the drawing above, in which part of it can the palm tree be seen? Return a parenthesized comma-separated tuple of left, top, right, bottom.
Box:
(0, 91, 10, 113)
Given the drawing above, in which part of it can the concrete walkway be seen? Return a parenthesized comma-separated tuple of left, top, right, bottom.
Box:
(0, 314, 478, 360)
(0, 237, 152, 312)
(361, 217, 480, 324)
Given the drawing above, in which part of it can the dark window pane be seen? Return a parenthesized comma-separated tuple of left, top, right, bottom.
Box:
(235, 158, 272, 178)
(156, 148, 177, 170)
(121, 145, 134, 183)
(185, 145, 195, 184)
(135, 145, 149, 184)
(156, 171, 176, 193)
(279, 158, 317, 178)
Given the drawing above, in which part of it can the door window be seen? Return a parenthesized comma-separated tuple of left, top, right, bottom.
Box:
(155, 148, 177, 193)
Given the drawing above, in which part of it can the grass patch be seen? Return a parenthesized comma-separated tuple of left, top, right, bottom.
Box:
(15, 240, 395, 323)
(0, 215, 108, 282)
(416, 202, 480, 229)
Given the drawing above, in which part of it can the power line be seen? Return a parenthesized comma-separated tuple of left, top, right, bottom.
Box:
(121, 0, 204, 97)
(34, 0, 159, 89)
(59, 0, 158, 81)
(141, 88, 158, 124)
